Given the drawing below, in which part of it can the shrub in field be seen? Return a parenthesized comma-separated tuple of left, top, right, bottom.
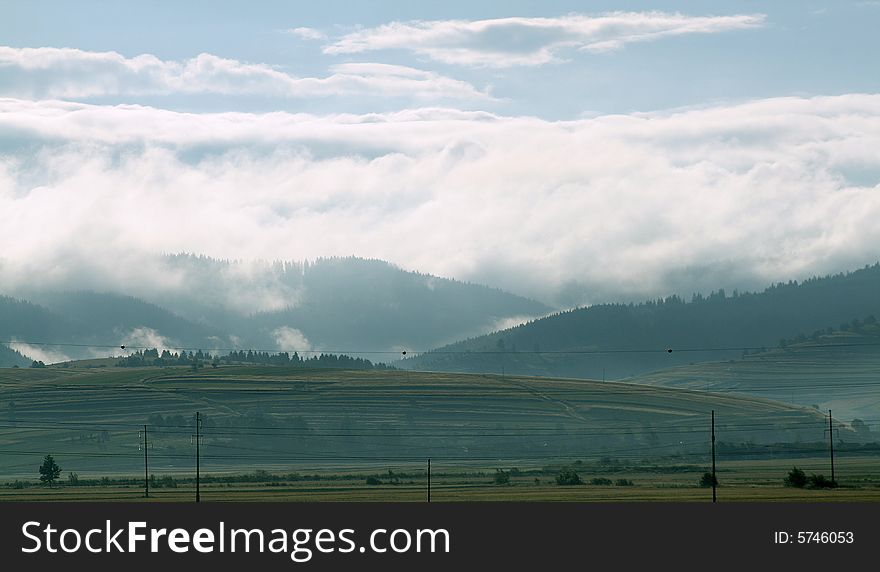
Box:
(590, 477, 613, 486)
(807, 474, 837, 489)
(784, 467, 807, 488)
(494, 469, 511, 485)
(555, 467, 582, 486)
(365, 476, 381, 485)
(699, 472, 717, 488)
(155, 475, 177, 489)
(615, 479, 634, 487)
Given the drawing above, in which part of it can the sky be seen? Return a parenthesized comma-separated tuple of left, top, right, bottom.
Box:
(1, 0, 879, 307)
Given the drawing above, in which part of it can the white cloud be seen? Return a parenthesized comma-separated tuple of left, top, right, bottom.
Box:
(0, 46, 491, 101)
(272, 327, 312, 352)
(288, 27, 326, 41)
(324, 12, 766, 67)
(0, 94, 879, 306)
(122, 327, 173, 351)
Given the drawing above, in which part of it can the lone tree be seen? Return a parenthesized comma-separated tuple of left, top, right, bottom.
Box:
(555, 467, 582, 486)
(39, 455, 61, 485)
(784, 467, 807, 488)
(699, 472, 717, 488)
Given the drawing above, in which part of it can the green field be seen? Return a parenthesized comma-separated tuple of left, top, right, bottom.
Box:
(1, 364, 876, 500)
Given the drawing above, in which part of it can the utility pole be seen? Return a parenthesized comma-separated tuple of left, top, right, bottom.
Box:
(427, 458, 431, 503)
(824, 410, 837, 484)
(711, 410, 716, 503)
(138, 425, 150, 498)
(192, 411, 202, 502)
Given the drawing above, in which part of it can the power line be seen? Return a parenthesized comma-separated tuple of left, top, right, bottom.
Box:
(3, 338, 879, 357)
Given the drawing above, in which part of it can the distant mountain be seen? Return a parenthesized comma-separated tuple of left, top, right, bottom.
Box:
(33, 291, 226, 345)
(1, 293, 225, 361)
(242, 257, 552, 352)
(1, 256, 551, 362)
(403, 263, 880, 379)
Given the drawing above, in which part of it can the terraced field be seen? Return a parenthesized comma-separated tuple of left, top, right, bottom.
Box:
(0, 364, 841, 489)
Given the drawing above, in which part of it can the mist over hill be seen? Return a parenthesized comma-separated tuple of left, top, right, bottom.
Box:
(403, 263, 880, 379)
(1, 256, 550, 363)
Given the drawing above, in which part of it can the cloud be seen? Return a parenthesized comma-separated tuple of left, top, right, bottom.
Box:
(288, 27, 327, 41)
(0, 46, 491, 101)
(272, 327, 312, 352)
(122, 327, 173, 351)
(6, 340, 71, 364)
(324, 12, 766, 67)
(0, 94, 879, 307)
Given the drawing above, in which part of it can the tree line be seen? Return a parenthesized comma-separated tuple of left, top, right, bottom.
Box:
(116, 348, 393, 370)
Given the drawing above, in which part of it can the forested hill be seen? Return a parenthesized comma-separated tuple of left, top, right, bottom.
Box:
(403, 263, 880, 379)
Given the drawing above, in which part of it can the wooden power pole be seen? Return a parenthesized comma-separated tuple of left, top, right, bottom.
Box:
(711, 410, 717, 503)
(142, 425, 149, 498)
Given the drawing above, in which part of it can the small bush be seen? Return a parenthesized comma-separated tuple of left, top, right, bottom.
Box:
(494, 469, 511, 486)
(615, 479, 634, 487)
(784, 467, 807, 488)
(555, 467, 582, 486)
(699, 472, 717, 488)
(365, 476, 381, 485)
(807, 474, 838, 489)
(590, 477, 613, 486)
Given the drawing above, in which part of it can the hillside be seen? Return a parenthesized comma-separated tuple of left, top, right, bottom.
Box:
(0, 295, 79, 342)
(404, 263, 880, 379)
(0, 365, 834, 478)
(0, 345, 30, 368)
